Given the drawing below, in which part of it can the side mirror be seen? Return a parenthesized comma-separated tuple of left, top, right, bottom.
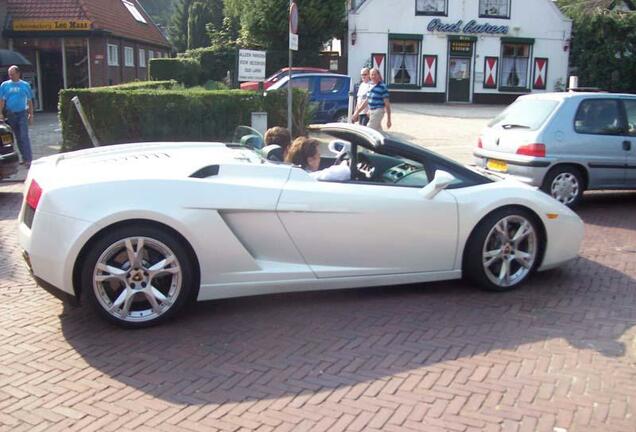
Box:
(420, 170, 456, 199)
(328, 139, 351, 157)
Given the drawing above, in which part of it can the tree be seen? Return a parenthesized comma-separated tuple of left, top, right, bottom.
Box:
(224, 0, 346, 66)
(557, 0, 636, 92)
(169, 0, 224, 52)
(187, 1, 213, 49)
(169, 0, 193, 52)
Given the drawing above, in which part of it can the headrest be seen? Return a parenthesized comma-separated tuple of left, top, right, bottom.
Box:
(261, 144, 284, 162)
(240, 134, 264, 150)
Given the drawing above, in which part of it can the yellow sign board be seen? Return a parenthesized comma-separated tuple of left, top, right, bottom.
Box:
(12, 20, 92, 32)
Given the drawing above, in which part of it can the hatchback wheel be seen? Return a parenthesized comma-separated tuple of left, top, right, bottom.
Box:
(81, 224, 194, 328)
(542, 167, 584, 207)
(464, 208, 541, 291)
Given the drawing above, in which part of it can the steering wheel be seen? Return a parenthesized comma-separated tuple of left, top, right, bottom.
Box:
(356, 153, 375, 180)
(335, 149, 350, 165)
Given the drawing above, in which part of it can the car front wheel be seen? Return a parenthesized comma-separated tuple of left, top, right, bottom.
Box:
(542, 167, 584, 207)
(464, 208, 541, 291)
(81, 224, 194, 328)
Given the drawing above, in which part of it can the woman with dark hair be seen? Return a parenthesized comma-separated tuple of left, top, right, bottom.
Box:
(285, 137, 350, 181)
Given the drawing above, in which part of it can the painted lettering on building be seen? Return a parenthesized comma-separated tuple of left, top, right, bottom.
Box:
(13, 20, 92, 32)
(427, 19, 509, 35)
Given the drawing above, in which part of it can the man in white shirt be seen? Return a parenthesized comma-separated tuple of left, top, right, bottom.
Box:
(355, 68, 372, 126)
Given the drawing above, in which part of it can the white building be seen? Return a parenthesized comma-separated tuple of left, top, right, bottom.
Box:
(347, 0, 572, 103)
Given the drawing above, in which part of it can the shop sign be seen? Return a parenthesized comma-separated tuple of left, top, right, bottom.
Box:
(13, 20, 92, 32)
(427, 19, 509, 35)
(450, 40, 473, 54)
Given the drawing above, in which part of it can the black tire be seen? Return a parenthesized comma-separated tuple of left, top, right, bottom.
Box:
(541, 166, 584, 207)
(333, 111, 349, 123)
(464, 207, 542, 292)
(81, 224, 195, 328)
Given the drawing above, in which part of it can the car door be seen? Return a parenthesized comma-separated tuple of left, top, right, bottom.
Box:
(572, 98, 627, 188)
(622, 98, 636, 187)
(315, 76, 348, 123)
(276, 168, 458, 278)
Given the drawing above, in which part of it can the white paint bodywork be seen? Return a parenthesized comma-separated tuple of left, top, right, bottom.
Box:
(18, 139, 583, 302)
(348, 0, 572, 98)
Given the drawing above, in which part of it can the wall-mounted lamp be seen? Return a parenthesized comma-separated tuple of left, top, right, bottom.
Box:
(351, 28, 357, 46)
(563, 38, 570, 52)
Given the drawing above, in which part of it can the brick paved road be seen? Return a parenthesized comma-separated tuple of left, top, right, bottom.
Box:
(1, 180, 635, 432)
(1, 111, 635, 431)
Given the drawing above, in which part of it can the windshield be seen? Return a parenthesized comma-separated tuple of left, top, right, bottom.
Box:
(488, 98, 560, 131)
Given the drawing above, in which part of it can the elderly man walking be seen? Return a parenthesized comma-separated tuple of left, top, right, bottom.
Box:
(0, 65, 34, 168)
(352, 68, 391, 131)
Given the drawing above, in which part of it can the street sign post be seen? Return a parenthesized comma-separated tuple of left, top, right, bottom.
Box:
(288, 1, 298, 131)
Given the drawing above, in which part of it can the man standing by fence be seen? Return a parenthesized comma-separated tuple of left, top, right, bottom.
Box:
(0, 65, 34, 168)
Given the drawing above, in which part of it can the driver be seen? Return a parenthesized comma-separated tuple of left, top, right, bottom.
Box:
(285, 137, 350, 182)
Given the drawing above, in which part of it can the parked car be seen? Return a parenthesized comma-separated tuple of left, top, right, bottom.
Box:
(0, 121, 18, 179)
(239, 67, 328, 91)
(268, 73, 351, 123)
(474, 92, 636, 206)
(19, 123, 583, 328)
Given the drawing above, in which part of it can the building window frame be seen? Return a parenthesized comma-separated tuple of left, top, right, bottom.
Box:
(479, 0, 511, 19)
(107, 43, 119, 66)
(387, 34, 422, 89)
(498, 39, 533, 92)
(124, 46, 135, 67)
(415, 0, 448, 16)
(139, 49, 146, 68)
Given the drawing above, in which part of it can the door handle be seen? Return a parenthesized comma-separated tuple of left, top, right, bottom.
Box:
(624, 140, 632, 151)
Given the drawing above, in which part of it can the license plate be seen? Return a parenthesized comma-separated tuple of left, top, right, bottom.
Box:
(487, 159, 508, 172)
(1, 134, 12, 145)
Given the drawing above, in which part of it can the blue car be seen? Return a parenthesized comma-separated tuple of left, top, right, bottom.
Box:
(267, 73, 351, 124)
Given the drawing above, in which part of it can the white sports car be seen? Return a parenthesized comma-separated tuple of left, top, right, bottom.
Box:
(18, 124, 583, 328)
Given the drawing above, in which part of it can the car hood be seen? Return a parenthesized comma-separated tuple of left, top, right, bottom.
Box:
(30, 142, 267, 188)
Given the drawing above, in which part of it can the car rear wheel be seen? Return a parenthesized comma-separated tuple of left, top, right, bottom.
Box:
(334, 110, 349, 123)
(464, 208, 541, 292)
(81, 224, 194, 328)
(542, 167, 584, 207)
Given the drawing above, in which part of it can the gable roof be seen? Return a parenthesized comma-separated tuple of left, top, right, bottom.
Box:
(6, 0, 170, 48)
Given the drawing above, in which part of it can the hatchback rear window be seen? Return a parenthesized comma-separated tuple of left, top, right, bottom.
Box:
(488, 99, 559, 131)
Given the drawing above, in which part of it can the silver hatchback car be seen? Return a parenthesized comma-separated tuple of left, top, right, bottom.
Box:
(474, 92, 636, 206)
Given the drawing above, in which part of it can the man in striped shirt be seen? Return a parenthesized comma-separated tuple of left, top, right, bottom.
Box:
(352, 68, 391, 131)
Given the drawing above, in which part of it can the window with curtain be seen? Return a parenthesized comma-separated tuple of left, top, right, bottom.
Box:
(479, 0, 510, 18)
(389, 39, 420, 85)
(501, 43, 529, 89)
(416, 0, 447, 15)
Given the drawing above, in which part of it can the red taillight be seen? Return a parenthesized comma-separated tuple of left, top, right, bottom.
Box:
(26, 179, 43, 210)
(477, 137, 483, 148)
(516, 143, 546, 157)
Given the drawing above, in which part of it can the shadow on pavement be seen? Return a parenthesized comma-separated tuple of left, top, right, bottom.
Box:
(59, 253, 635, 405)
(577, 191, 636, 230)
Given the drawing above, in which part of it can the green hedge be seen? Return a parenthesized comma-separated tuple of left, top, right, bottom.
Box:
(183, 47, 235, 83)
(106, 80, 178, 90)
(148, 58, 201, 86)
(59, 86, 311, 152)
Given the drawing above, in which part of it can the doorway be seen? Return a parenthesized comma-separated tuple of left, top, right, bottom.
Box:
(448, 57, 471, 102)
(39, 49, 64, 112)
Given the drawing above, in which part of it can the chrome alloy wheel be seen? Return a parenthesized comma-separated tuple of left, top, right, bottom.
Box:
(92, 236, 182, 323)
(550, 172, 580, 205)
(482, 215, 538, 288)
